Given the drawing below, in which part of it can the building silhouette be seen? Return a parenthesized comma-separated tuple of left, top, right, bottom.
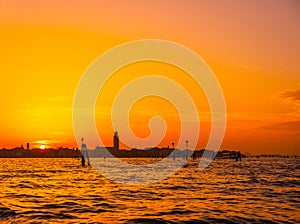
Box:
(114, 131, 119, 150)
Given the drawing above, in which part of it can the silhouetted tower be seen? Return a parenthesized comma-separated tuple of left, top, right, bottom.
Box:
(114, 131, 119, 150)
(26, 143, 29, 150)
(185, 140, 189, 160)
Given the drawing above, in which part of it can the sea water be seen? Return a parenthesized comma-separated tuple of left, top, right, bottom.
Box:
(0, 158, 299, 223)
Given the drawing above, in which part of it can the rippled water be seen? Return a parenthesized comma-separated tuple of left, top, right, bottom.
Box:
(0, 158, 299, 223)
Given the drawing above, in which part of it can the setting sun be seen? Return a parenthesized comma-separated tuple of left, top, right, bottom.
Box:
(40, 145, 46, 150)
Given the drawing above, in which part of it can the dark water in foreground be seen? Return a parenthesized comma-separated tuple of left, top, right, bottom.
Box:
(0, 158, 299, 223)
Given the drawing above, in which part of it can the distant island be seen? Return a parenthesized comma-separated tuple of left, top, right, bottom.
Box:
(0, 146, 295, 159)
(0, 132, 296, 159)
(0, 145, 242, 159)
(0, 146, 80, 158)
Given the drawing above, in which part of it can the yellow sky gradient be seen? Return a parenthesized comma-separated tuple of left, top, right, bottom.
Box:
(0, 0, 299, 154)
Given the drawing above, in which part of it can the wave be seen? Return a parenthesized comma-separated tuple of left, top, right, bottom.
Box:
(124, 218, 176, 224)
(0, 205, 16, 219)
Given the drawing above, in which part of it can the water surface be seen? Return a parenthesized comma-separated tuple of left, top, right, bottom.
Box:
(0, 158, 299, 223)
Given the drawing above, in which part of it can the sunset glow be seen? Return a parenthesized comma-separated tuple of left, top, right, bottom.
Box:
(0, 0, 299, 155)
(0, 1, 299, 223)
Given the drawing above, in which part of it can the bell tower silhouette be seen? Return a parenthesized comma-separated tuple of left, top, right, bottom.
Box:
(113, 131, 119, 150)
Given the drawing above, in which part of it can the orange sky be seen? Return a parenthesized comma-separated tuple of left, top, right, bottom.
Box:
(0, 0, 299, 154)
